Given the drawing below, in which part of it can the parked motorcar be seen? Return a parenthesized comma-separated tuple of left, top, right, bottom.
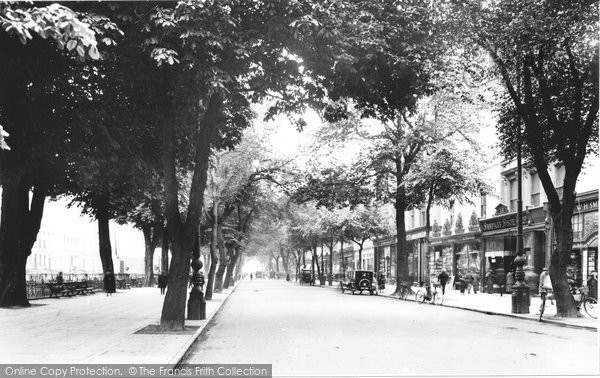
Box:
(340, 270, 377, 295)
(299, 269, 314, 286)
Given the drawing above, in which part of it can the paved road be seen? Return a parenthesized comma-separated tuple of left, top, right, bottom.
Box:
(183, 280, 599, 377)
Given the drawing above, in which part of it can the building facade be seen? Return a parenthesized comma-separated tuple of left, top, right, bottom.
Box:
(346, 158, 598, 291)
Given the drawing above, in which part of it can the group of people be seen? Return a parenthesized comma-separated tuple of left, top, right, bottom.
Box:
(435, 270, 479, 295)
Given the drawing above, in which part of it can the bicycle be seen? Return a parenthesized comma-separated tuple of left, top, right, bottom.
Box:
(415, 283, 443, 305)
(572, 286, 597, 319)
(398, 281, 413, 300)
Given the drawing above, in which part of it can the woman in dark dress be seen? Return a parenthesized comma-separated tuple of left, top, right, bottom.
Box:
(104, 272, 116, 296)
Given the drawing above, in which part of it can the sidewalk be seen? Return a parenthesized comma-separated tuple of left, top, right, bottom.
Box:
(0, 285, 238, 365)
(328, 281, 598, 331)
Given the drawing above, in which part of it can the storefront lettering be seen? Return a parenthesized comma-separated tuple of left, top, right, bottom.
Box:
(479, 213, 529, 232)
(577, 199, 598, 212)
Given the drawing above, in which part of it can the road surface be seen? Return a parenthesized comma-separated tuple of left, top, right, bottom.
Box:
(183, 280, 599, 377)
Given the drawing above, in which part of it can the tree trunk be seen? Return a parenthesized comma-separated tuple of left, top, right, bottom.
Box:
(549, 187, 580, 317)
(142, 224, 161, 287)
(205, 204, 219, 300)
(159, 92, 223, 330)
(356, 241, 363, 270)
(213, 221, 227, 293)
(223, 246, 241, 289)
(340, 239, 344, 278)
(328, 244, 334, 286)
(96, 194, 114, 275)
(279, 246, 290, 276)
(320, 244, 324, 277)
(0, 178, 46, 307)
(313, 246, 320, 284)
(394, 188, 409, 294)
(159, 238, 191, 330)
(161, 226, 169, 274)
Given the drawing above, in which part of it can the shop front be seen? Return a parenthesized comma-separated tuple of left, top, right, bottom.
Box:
(569, 193, 598, 285)
(479, 206, 547, 290)
(426, 242, 453, 284)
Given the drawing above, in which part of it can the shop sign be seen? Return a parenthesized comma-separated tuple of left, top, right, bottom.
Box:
(407, 231, 426, 240)
(577, 199, 598, 212)
(479, 212, 530, 232)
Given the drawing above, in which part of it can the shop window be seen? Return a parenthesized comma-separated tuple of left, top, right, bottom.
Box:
(510, 178, 518, 212)
(420, 210, 426, 227)
(584, 212, 598, 239)
(572, 214, 583, 240)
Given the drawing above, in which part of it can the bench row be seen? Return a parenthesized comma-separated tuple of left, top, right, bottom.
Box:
(47, 282, 95, 298)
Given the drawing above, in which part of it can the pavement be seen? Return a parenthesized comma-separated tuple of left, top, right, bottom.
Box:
(0, 278, 596, 368)
(329, 280, 599, 331)
(0, 284, 238, 365)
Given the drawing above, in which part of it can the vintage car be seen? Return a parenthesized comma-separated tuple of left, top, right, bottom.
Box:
(340, 270, 377, 295)
(299, 269, 314, 285)
(255, 272, 265, 279)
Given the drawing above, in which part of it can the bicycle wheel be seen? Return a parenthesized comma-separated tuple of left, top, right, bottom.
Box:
(434, 292, 444, 305)
(583, 297, 598, 319)
(415, 291, 425, 304)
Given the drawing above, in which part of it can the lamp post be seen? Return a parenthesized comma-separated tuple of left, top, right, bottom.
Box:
(187, 257, 206, 320)
(512, 122, 530, 313)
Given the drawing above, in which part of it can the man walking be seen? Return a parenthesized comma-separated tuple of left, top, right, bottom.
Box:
(438, 269, 450, 296)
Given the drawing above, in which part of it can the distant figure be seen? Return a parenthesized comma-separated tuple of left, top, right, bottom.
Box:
(286, 273, 290, 282)
(471, 271, 480, 294)
(485, 269, 497, 294)
(55, 272, 64, 285)
(465, 271, 474, 294)
(587, 271, 598, 300)
(377, 272, 386, 293)
(103, 272, 116, 296)
(437, 270, 450, 295)
(505, 270, 515, 293)
(250, 273, 253, 280)
(157, 273, 168, 295)
(455, 271, 465, 294)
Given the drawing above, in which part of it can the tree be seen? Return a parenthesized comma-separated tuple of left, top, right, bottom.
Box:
(134, 1, 314, 330)
(406, 147, 490, 252)
(0, 2, 107, 307)
(451, 0, 599, 317)
(342, 205, 389, 270)
(469, 210, 479, 232)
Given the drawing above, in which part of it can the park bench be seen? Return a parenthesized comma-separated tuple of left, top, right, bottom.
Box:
(75, 281, 95, 294)
(47, 283, 72, 298)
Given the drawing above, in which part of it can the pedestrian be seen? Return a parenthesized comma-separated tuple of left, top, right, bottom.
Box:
(55, 272, 64, 285)
(158, 272, 168, 295)
(464, 272, 474, 294)
(505, 270, 515, 294)
(471, 271, 479, 294)
(455, 271, 465, 294)
(485, 269, 496, 294)
(377, 272, 386, 293)
(539, 267, 552, 293)
(437, 269, 450, 295)
(250, 273, 253, 280)
(103, 271, 116, 296)
(587, 271, 598, 300)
